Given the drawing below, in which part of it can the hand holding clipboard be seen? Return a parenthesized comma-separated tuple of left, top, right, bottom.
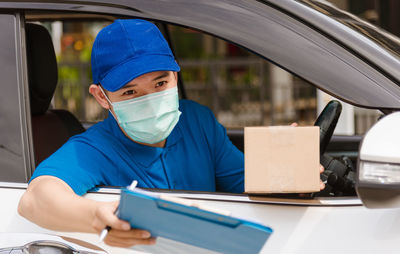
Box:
(117, 181, 273, 254)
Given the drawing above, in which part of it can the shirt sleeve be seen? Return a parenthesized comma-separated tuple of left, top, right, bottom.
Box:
(30, 137, 112, 196)
(199, 104, 244, 193)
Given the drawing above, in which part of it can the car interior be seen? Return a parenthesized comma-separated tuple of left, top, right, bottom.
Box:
(24, 12, 369, 198)
(26, 23, 85, 166)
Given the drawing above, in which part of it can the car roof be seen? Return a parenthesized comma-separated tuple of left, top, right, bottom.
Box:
(3, 0, 400, 110)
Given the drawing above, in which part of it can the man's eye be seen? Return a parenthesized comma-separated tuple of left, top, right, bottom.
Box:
(156, 81, 166, 87)
(123, 90, 135, 95)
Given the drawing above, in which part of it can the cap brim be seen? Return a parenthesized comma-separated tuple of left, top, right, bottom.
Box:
(100, 54, 180, 92)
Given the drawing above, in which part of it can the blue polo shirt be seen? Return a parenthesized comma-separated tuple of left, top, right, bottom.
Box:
(30, 100, 244, 195)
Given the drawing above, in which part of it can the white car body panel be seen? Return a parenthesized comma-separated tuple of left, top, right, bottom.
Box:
(1, 184, 399, 254)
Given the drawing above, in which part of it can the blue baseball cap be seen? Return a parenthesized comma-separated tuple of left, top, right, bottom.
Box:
(91, 19, 180, 92)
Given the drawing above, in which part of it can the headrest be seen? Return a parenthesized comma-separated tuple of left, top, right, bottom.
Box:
(26, 23, 58, 115)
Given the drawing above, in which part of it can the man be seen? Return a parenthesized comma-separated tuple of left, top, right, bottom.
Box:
(18, 19, 244, 248)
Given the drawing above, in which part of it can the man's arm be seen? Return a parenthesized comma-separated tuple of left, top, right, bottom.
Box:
(19, 176, 100, 232)
(18, 175, 155, 247)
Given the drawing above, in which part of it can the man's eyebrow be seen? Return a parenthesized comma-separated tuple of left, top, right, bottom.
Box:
(121, 84, 137, 89)
(152, 72, 169, 81)
(121, 72, 170, 88)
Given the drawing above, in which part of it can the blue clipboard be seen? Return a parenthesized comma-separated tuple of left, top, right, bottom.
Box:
(119, 188, 273, 254)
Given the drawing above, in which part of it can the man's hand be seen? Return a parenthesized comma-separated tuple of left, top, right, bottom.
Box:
(93, 201, 156, 247)
(18, 176, 156, 249)
(320, 164, 325, 191)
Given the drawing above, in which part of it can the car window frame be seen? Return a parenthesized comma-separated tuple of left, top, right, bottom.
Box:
(20, 9, 362, 204)
(0, 11, 34, 182)
(0, 3, 383, 205)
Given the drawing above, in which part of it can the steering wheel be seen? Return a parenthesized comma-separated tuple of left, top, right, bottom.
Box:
(313, 100, 357, 196)
(314, 100, 342, 155)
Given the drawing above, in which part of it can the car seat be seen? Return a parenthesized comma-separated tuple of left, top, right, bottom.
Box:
(26, 23, 85, 166)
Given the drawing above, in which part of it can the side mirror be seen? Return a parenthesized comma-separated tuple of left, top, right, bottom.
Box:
(357, 112, 400, 208)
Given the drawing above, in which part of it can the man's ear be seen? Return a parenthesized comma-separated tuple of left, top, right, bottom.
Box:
(89, 84, 110, 109)
(173, 71, 178, 81)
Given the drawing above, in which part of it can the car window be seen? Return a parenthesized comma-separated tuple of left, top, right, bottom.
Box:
(25, 16, 383, 198)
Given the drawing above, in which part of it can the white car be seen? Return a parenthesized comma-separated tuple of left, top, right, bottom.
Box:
(1, 0, 400, 253)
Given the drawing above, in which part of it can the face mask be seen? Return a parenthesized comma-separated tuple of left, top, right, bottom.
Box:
(100, 86, 181, 144)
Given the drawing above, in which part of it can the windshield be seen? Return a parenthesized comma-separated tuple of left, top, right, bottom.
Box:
(297, 0, 400, 60)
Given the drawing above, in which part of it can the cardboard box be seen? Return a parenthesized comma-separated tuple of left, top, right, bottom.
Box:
(245, 126, 320, 193)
